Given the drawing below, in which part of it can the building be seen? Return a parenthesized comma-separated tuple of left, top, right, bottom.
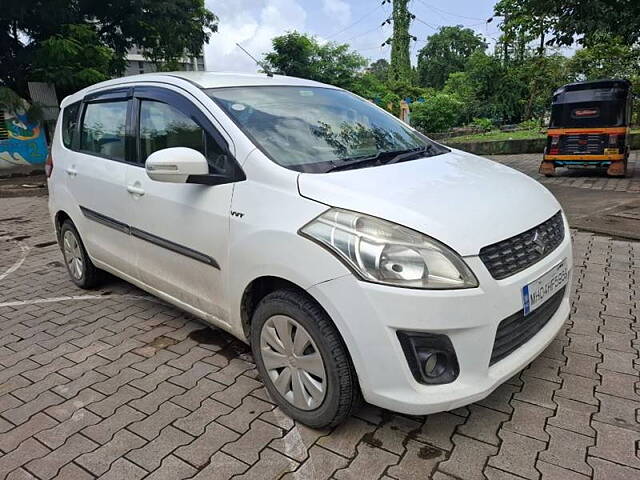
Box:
(124, 46, 206, 76)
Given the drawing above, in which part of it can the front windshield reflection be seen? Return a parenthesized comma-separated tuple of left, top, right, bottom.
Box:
(206, 86, 446, 172)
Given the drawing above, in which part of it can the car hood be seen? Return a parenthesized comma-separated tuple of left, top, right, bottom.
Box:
(297, 149, 561, 256)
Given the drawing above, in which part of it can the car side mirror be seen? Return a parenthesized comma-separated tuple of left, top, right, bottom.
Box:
(145, 147, 209, 183)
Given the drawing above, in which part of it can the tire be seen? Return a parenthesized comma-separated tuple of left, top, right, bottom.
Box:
(250, 289, 361, 428)
(59, 220, 102, 289)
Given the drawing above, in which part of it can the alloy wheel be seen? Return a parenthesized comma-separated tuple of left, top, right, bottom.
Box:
(63, 230, 84, 280)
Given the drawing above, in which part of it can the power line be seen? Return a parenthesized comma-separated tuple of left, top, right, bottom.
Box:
(413, 16, 438, 31)
(413, 0, 486, 22)
(358, 44, 391, 52)
(344, 24, 386, 43)
(325, 4, 384, 40)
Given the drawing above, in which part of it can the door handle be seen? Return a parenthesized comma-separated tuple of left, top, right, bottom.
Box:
(126, 184, 145, 196)
(65, 167, 77, 177)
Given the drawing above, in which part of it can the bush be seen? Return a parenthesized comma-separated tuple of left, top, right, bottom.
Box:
(471, 117, 493, 132)
(519, 118, 543, 130)
(411, 94, 463, 132)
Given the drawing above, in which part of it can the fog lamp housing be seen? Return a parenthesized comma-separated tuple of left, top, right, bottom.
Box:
(397, 331, 459, 385)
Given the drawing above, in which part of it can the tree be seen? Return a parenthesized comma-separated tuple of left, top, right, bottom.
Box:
(263, 32, 367, 89)
(493, 0, 640, 47)
(443, 71, 477, 123)
(33, 25, 114, 95)
(494, 0, 552, 57)
(368, 59, 390, 81)
(463, 51, 527, 123)
(410, 93, 463, 132)
(515, 53, 569, 120)
(568, 37, 640, 81)
(0, 0, 218, 95)
(416, 26, 487, 89)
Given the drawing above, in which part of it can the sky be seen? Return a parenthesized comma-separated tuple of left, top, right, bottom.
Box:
(203, 0, 499, 73)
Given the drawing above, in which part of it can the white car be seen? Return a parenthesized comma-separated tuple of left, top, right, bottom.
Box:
(47, 72, 572, 427)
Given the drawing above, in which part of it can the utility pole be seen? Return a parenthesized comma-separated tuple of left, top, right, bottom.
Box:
(382, 0, 416, 84)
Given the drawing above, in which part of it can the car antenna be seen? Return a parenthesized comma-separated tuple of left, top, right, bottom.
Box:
(236, 43, 274, 77)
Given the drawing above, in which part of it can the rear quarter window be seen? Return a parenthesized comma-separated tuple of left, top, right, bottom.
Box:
(61, 102, 80, 149)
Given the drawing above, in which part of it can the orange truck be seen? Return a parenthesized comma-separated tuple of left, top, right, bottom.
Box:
(540, 79, 633, 177)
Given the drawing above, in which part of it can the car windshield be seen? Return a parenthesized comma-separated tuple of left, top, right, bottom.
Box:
(205, 86, 447, 173)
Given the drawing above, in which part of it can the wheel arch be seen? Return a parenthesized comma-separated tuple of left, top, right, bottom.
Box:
(240, 275, 307, 339)
(54, 210, 73, 243)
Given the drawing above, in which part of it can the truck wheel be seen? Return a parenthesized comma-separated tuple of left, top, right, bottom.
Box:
(250, 289, 361, 428)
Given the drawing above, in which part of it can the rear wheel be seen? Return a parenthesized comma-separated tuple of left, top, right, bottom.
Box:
(250, 289, 361, 428)
(539, 160, 555, 177)
(60, 220, 102, 289)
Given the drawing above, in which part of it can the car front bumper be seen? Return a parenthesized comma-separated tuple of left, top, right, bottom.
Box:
(307, 229, 572, 415)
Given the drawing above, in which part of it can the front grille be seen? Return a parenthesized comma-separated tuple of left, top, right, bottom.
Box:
(490, 286, 565, 365)
(479, 212, 564, 280)
(560, 134, 605, 155)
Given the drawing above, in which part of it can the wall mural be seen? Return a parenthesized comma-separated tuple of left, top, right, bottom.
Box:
(0, 108, 48, 169)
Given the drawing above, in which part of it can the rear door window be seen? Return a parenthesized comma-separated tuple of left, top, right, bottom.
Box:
(80, 101, 128, 161)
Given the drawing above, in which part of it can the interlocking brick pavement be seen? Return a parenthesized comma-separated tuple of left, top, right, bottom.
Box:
(487, 150, 640, 192)
(0, 177, 639, 479)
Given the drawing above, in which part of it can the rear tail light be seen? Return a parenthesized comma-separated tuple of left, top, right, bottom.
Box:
(550, 135, 560, 145)
(45, 150, 53, 178)
(608, 134, 618, 145)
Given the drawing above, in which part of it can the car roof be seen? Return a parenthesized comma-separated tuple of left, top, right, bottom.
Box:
(61, 71, 339, 107)
(164, 71, 337, 89)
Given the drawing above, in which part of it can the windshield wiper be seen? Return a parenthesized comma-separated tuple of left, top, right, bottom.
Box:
(381, 145, 435, 165)
(325, 147, 429, 173)
(324, 153, 385, 173)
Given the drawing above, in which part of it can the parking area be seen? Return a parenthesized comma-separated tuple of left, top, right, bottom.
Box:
(0, 156, 638, 480)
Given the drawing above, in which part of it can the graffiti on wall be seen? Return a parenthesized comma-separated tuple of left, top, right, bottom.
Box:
(0, 109, 48, 169)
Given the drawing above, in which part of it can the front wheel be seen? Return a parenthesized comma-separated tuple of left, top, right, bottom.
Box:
(250, 289, 361, 428)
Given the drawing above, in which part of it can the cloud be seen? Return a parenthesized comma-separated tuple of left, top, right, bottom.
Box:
(204, 0, 307, 73)
(322, 0, 351, 25)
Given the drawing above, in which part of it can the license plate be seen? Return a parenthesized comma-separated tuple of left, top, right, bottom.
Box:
(522, 260, 568, 315)
(604, 148, 619, 155)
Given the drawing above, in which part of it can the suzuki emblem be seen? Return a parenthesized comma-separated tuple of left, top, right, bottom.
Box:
(533, 231, 546, 255)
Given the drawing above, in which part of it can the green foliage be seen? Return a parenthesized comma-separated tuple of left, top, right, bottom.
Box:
(494, 0, 551, 57)
(411, 94, 463, 132)
(0, 0, 218, 96)
(368, 59, 390, 81)
(350, 73, 389, 102)
(263, 31, 367, 89)
(492, 0, 640, 47)
(33, 24, 114, 92)
(568, 37, 640, 81)
(443, 71, 476, 123)
(471, 118, 493, 132)
(514, 53, 569, 120)
(417, 26, 487, 89)
(463, 51, 527, 123)
(128, 0, 218, 69)
(519, 118, 542, 130)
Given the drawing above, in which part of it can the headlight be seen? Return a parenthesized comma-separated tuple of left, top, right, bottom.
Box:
(300, 208, 478, 289)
